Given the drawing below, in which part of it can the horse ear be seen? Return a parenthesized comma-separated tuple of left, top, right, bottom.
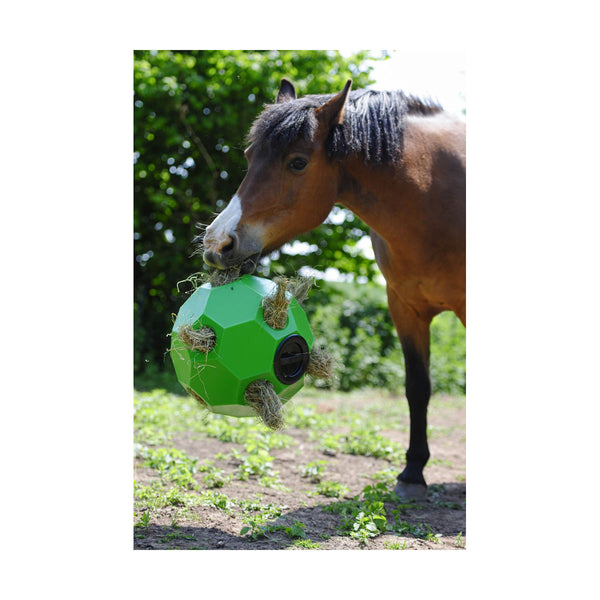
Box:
(277, 78, 297, 103)
(315, 79, 352, 127)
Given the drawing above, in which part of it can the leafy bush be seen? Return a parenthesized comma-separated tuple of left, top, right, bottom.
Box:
(134, 50, 380, 374)
(304, 281, 465, 395)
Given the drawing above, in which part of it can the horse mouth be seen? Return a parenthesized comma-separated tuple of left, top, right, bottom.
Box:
(203, 249, 261, 275)
(238, 254, 261, 274)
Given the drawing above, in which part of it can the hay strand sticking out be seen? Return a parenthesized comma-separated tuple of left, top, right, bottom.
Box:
(245, 380, 285, 430)
(307, 347, 335, 382)
(288, 275, 314, 304)
(262, 277, 291, 329)
(176, 272, 204, 294)
(178, 324, 216, 353)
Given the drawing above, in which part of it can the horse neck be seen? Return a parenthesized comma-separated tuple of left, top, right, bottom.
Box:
(335, 112, 466, 239)
(336, 158, 413, 239)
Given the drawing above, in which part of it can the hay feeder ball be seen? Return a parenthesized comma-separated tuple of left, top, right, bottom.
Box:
(170, 274, 325, 429)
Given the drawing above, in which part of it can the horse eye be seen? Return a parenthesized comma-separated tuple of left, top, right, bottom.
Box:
(288, 157, 308, 173)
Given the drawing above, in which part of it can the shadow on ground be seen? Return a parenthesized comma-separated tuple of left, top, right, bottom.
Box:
(134, 481, 465, 550)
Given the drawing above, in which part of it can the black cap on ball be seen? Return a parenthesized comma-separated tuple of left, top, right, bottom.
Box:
(273, 334, 310, 384)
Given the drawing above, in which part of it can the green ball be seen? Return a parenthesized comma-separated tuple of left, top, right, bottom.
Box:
(170, 275, 314, 417)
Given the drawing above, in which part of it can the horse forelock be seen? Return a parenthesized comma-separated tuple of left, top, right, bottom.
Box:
(246, 98, 319, 153)
(246, 89, 443, 164)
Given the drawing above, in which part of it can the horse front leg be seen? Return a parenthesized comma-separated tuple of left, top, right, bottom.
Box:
(387, 287, 433, 500)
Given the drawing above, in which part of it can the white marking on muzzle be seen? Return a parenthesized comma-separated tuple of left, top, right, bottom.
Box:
(204, 194, 242, 252)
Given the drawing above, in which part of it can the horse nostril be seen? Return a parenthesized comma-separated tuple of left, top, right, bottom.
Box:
(221, 233, 238, 257)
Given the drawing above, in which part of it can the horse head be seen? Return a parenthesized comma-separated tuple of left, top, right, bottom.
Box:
(202, 78, 352, 272)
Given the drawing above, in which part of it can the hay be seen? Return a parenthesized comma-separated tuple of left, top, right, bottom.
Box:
(206, 265, 243, 287)
(263, 275, 315, 328)
(176, 272, 204, 294)
(244, 380, 285, 430)
(307, 347, 335, 382)
(178, 324, 216, 353)
(288, 275, 314, 304)
(178, 269, 313, 299)
(176, 266, 244, 293)
(262, 277, 291, 329)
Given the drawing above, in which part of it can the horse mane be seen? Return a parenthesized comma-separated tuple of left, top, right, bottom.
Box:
(246, 89, 443, 164)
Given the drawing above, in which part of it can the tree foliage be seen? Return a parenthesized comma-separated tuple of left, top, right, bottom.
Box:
(134, 50, 383, 374)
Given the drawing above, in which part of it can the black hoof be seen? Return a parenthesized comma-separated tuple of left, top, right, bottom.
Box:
(393, 480, 427, 501)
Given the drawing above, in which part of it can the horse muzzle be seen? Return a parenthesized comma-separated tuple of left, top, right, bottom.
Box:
(202, 231, 261, 274)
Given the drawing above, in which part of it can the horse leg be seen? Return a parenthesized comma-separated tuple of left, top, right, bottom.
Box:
(387, 287, 433, 500)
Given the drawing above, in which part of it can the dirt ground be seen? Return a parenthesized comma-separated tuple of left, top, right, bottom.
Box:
(134, 392, 465, 550)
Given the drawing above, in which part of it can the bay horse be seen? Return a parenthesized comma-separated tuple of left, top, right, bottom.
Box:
(202, 78, 465, 499)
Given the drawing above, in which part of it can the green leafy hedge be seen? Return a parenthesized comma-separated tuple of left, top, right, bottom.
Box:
(304, 281, 465, 395)
(134, 50, 381, 374)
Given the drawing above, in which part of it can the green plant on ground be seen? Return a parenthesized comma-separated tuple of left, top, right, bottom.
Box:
(361, 482, 402, 503)
(384, 539, 408, 550)
(300, 460, 329, 482)
(203, 469, 230, 489)
(318, 433, 343, 455)
(134, 390, 194, 445)
(283, 404, 322, 429)
(370, 468, 398, 486)
(388, 519, 434, 538)
(134, 481, 200, 511)
(240, 519, 307, 542)
(349, 504, 388, 544)
(325, 486, 388, 545)
(138, 446, 199, 489)
(236, 497, 285, 520)
(239, 516, 275, 540)
(235, 448, 276, 480)
(197, 459, 215, 472)
(293, 539, 321, 549)
(197, 458, 232, 488)
(160, 530, 195, 544)
(424, 531, 443, 544)
(135, 511, 151, 528)
(313, 480, 349, 498)
(258, 475, 290, 491)
(198, 490, 235, 512)
(282, 521, 307, 540)
(323, 482, 434, 545)
(340, 427, 403, 462)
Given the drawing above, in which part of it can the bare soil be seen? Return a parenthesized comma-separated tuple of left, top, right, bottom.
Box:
(134, 392, 465, 550)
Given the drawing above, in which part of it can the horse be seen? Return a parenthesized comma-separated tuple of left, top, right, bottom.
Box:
(201, 78, 465, 499)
